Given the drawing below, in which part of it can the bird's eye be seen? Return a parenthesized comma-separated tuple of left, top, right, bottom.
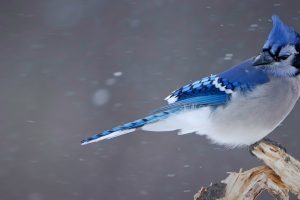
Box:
(278, 54, 289, 60)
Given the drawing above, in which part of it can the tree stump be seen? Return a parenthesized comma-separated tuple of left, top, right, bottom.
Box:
(194, 140, 300, 200)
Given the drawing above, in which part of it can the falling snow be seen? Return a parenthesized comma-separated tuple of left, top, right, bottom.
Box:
(113, 72, 123, 77)
(92, 89, 110, 106)
(224, 53, 233, 60)
(167, 174, 176, 178)
(250, 24, 258, 28)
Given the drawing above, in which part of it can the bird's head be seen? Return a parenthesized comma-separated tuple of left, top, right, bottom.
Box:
(253, 15, 300, 77)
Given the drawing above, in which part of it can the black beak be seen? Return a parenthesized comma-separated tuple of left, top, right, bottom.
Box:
(253, 51, 274, 66)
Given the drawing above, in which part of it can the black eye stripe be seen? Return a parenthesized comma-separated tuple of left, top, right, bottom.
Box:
(278, 54, 289, 60)
(295, 44, 300, 52)
(274, 47, 282, 57)
(262, 47, 271, 52)
(262, 48, 275, 57)
(292, 53, 300, 69)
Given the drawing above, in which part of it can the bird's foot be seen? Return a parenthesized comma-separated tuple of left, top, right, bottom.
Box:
(249, 138, 287, 156)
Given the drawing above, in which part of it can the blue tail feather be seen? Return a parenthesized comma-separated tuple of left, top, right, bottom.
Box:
(81, 109, 180, 145)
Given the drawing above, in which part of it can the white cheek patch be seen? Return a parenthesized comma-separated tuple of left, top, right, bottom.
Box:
(279, 45, 297, 57)
(269, 54, 298, 77)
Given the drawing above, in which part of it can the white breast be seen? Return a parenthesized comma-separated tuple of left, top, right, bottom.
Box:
(210, 76, 300, 146)
(143, 76, 300, 147)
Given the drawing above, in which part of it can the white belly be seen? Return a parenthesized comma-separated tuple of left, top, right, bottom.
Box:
(143, 77, 300, 147)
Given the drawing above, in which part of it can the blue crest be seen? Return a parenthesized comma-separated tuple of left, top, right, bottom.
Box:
(263, 15, 300, 54)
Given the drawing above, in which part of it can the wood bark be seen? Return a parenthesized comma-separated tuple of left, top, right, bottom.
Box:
(194, 140, 300, 200)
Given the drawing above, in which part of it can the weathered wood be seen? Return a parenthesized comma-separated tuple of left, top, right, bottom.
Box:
(194, 165, 288, 200)
(252, 141, 300, 198)
(194, 140, 300, 200)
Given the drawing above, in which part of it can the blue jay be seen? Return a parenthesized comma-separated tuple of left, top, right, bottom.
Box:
(81, 15, 300, 147)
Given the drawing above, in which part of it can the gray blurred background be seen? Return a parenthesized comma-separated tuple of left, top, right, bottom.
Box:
(1, 0, 300, 199)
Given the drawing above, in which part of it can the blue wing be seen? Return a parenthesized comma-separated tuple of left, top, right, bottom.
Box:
(163, 58, 271, 113)
(154, 94, 230, 114)
(163, 75, 239, 109)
